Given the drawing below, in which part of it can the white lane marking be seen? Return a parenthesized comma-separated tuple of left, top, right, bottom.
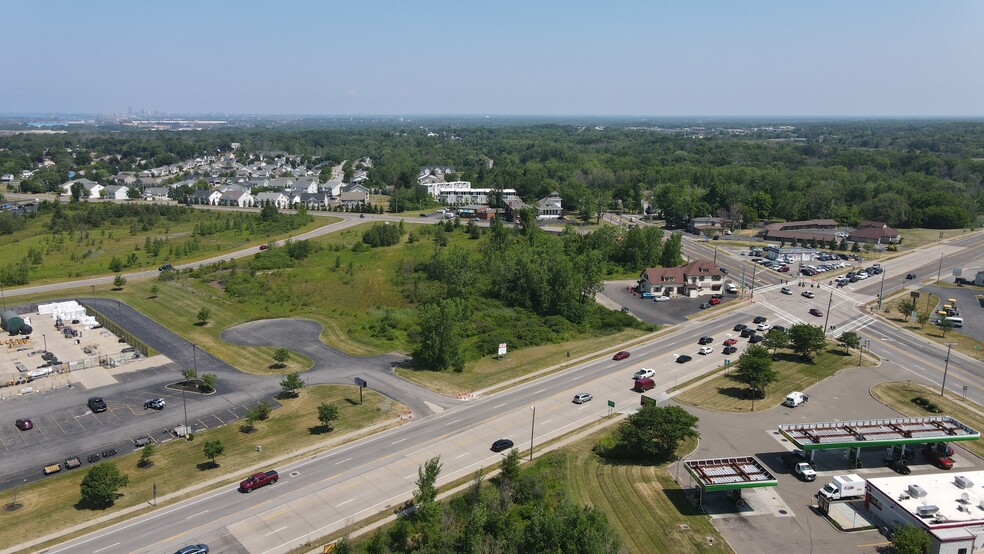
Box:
(446, 419, 461, 426)
(186, 509, 208, 520)
(540, 419, 554, 426)
(334, 457, 352, 465)
(337, 498, 355, 507)
(455, 453, 468, 459)
(93, 543, 120, 553)
(493, 403, 506, 409)
(405, 473, 416, 479)
(392, 438, 407, 444)
(265, 527, 287, 536)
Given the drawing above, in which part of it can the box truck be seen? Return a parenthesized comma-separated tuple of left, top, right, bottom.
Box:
(818, 474, 865, 500)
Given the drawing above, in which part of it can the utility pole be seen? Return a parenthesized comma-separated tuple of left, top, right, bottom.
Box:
(877, 270, 886, 310)
(936, 252, 944, 283)
(823, 291, 833, 333)
(750, 264, 757, 299)
(529, 406, 536, 462)
(940, 343, 956, 396)
(713, 246, 718, 264)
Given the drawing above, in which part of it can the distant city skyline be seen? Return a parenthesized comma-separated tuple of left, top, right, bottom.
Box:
(4, 0, 983, 117)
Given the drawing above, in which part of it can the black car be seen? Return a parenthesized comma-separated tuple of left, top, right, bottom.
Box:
(675, 355, 693, 364)
(698, 336, 714, 345)
(906, 273, 917, 280)
(885, 458, 911, 475)
(158, 263, 173, 271)
(723, 345, 737, 355)
(87, 453, 101, 463)
(749, 334, 764, 344)
(733, 323, 747, 332)
(175, 545, 209, 554)
(740, 328, 756, 338)
(87, 397, 107, 413)
(753, 316, 768, 324)
(491, 439, 514, 452)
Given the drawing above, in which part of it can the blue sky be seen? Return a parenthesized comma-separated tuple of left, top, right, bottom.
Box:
(4, 0, 983, 116)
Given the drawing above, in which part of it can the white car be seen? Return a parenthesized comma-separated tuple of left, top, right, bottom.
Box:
(802, 291, 815, 298)
(757, 323, 771, 331)
(781, 287, 793, 295)
(633, 368, 655, 380)
(653, 295, 669, 302)
(698, 346, 713, 355)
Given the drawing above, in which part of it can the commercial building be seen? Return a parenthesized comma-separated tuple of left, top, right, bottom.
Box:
(637, 260, 728, 298)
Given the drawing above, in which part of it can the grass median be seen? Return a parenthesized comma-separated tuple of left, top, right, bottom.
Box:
(877, 290, 984, 361)
(672, 346, 869, 412)
(870, 381, 984, 461)
(0, 385, 406, 553)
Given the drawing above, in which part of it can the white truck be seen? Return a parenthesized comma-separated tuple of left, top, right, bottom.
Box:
(792, 462, 817, 482)
(783, 391, 808, 408)
(818, 474, 865, 500)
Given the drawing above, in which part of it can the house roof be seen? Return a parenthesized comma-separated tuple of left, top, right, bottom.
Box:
(254, 192, 286, 201)
(103, 185, 128, 194)
(763, 219, 838, 232)
(189, 189, 216, 199)
(858, 220, 887, 229)
(340, 191, 368, 201)
(849, 226, 900, 239)
(765, 229, 839, 242)
(641, 260, 724, 285)
(537, 193, 563, 210)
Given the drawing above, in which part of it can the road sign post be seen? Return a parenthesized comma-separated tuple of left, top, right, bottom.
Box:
(607, 399, 615, 418)
(354, 377, 367, 404)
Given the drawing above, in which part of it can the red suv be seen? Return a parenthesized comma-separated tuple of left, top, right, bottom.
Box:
(613, 351, 630, 361)
(708, 297, 721, 305)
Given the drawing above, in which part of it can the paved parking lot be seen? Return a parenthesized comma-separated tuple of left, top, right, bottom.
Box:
(601, 282, 740, 325)
(923, 285, 983, 342)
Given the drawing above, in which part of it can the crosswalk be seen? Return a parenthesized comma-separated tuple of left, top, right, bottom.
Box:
(751, 282, 878, 338)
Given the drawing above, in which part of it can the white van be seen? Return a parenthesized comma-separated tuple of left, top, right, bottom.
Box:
(944, 317, 964, 328)
(783, 391, 809, 408)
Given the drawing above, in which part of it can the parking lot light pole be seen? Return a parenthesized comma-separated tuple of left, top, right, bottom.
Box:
(940, 343, 956, 397)
(529, 406, 536, 462)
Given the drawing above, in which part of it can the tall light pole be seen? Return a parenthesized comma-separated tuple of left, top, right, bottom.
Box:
(940, 343, 956, 397)
(936, 252, 944, 284)
(529, 406, 536, 462)
(859, 339, 870, 365)
(823, 291, 833, 333)
(750, 264, 757, 299)
(877, 270, 886, 310)
(0, 278, 6, 311)
(42, 334, 47, 353)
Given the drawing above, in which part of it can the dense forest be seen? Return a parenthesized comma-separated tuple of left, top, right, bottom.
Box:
(2, 119, 983, 228)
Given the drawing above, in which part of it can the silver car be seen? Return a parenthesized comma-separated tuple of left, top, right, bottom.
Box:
(573, 393, 593, 404)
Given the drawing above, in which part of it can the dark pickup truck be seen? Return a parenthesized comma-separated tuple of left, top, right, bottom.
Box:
(240, 470, 278, 492)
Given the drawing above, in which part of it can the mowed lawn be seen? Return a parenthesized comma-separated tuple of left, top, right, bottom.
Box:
(0, 385, 406, 552)
(0, 207, 335, 283)
(673, 346, 867, 412)
(871, 381, 984, 460)
(565, 432, 732, 554)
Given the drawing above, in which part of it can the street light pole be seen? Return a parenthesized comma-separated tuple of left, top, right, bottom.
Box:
(90, 285, 95, 302)
(823, 291, 833, 334)
(936, 252, 944, 283)
(877, 271, 886, 310)
(940, 343, 955, 397)
(42, 334, 47, 353)
(529, 406, 536, 462)
(858, 340, 869, 365)
(750, 264, 757, 300)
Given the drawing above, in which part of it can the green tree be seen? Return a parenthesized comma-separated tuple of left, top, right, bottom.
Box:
(182, 367, 197, 381)
(895, 298, 917, 321)
(413, 456, 443, 509)
(149, 284, 159, 298)
(280, 372, 305, 397)
(260, 202, 278, 221)
(937, 317, 954, 338)
(837, 331, 861, 353)
(499, 448, 521, 484)
(891, 523, 931, 554)
(70, 182, 85, 202)
(412, 298, 467, 372)
(735, 345, 778, 398)
(612, 404, 699, 460)
(273, 348, 291, 369)
(660, 232, 684, 267)
(788, 323, 827, 361)
(249, 401, 271, 421)
(917, 311, 932, 328)
(202, 439, 225, 467)
(317, 402, 339, 430)
(240, 414, 256, 433)
(112, 274, 126, 290)
(138, 444, 156, 468)
(108, 256, 123, 272)
(79, 463, 129, 508)
(196, 307, 210, 325)
(201, 372, 216, 392)
(762, 329, 789, 357)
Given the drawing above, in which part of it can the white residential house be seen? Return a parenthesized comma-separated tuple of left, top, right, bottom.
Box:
(1, 174, 14, 183)
(102, 185, 131, 200)
(437, 187, 517, 206)
(343, 183, 370, 195)
(254, 192, 290, 209)
(219, 190, 254, 207)
(188, 189, 223, 205)
(321, 180, 343, 197)
(144, 187, 170, 201)
(60, 178, 104, 198)
(292, 178, 319, 194)
(339, 190, 368, 208)
(536, 192, 563, 220)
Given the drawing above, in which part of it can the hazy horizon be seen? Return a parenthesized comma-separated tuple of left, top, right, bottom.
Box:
(5, 0, 983, 117)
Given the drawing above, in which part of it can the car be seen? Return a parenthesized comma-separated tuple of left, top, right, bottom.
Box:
(653, 295, 669, 302)
(491, 439, 514, 452)
(698, 336, 714, 345)
(633, 368, 656, 380)
(809, 308, 824, 317)
(780, 287, 792, 295)
(723, 338, 737, 346)
(722, 345, 738, 355)
(573, 393, 593, 404)
(922, 448, 954, 470)
(757, 323, 771, 331)
(87, 453, 101, 463)
(719, 267, 729, 274)
(259, 244, 269, 250)
(778, 266, 790, 273)
(801, 291, 815, 298)
(675, 355, 693, 364)
(101, 448, 118, 458)
(698, 346, 713, 355)
(698, 303, 712, 309)
(885, 458, 912, 475)
(613, 351, 630, 361)
(15, 418, 33, 431)
(143, 398, 166, 410)
(753, 316, 768, 324)
(135, 436, 152, 447)
(87, 397, 107, 413)
(749, 334, 764, 344)
(359, 213, 366, 218)
(772, 325, 787, 334)
(906, 273, 917, 280)
(740, 328, 756, 338)
(733, 323, 747, 332)
(708, 297, 721, 305)
(174, 545, 209, 554)
(158, 263, 173, 271)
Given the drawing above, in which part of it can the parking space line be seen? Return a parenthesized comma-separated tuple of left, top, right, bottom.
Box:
(196, 417, 209, 430)
(226, 408, 239, 419)
(49, 414, 70, 435)
(212, 413, 224, 425)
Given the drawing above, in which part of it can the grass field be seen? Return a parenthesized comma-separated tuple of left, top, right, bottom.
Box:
(898, 228, 977, 249)
(877, 290, 984, 361)
(870, 381, 984, 460)
(0, 385, 405, 553)
(565, 432, 732, 554)
(673, 345, 868, 412)
(0, 206, 335, 284)
(395, 328, 649, 395)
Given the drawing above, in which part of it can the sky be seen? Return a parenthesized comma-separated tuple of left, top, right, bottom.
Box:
(4, 0, 983, 117)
